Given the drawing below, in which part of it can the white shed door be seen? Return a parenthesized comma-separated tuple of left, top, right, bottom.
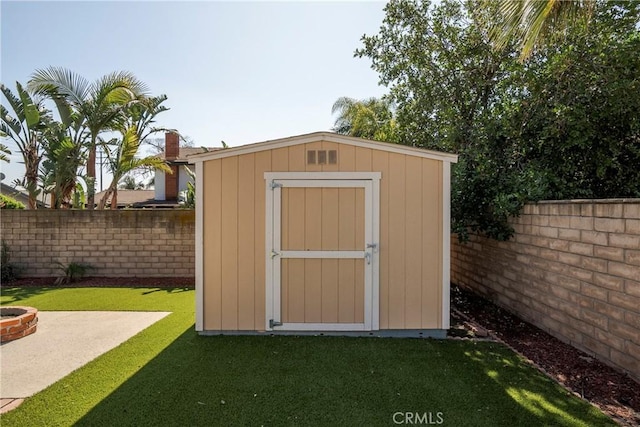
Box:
(265, 173, 380, 332)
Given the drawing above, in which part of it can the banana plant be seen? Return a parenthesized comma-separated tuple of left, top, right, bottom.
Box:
(0, 143, 10, 162)
(0, 82, 50, 208)
(39, 121, 87, 208)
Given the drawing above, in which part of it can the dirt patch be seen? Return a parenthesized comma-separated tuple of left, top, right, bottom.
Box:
(4, 277, 194, 288)
(451, 284, 640, 427)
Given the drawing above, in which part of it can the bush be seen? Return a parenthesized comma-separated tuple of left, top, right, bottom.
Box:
(0, 193, 25, 209)
(54, 261, 94, 285)
(1, 240, 18, 282)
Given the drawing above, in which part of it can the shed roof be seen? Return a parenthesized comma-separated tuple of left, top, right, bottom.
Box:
(189, 132, 458, 164)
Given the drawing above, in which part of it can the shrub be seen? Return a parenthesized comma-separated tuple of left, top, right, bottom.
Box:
(0, 193, 25, 209)
(54, 261, 94, 285)
(1, 240, 18, 282)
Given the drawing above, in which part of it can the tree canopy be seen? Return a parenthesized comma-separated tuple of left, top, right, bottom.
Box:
(355, 0, 640, 240)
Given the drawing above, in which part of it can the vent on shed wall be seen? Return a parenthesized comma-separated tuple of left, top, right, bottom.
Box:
(307, 150, 337, 165)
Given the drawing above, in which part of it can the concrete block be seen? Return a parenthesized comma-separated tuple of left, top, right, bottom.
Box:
(580, 282, 608, 301)
(559, 228, 581, 241)
(594, 204, 623, 218)
(608, 290, 640, 312)
(570, 216, 594, 231)
(623, 204, 640, 219)
(608, 261, 640, 281)
(594, 218, 625, 233)
(626, 219, 640, 235)
(609, 233, 640, 249)
(592, 273, 624, 291)
(593, 246, 624, 262)
(580, 230, 608, 246)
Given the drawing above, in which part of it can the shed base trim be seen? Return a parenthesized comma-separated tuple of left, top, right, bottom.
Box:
(198, 329, 447, 339)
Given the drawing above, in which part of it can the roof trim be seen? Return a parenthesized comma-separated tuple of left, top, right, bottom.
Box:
(189, 132, 458, 163)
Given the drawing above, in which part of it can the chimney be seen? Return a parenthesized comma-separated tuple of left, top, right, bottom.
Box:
(165, 132, 180, 161)
(164, 132, 180, 201)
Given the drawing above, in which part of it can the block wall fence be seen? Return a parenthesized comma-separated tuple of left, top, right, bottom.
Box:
(0, 210, 195, 277)
(451, 200, 640, 381)
(2, 202, 638, 380)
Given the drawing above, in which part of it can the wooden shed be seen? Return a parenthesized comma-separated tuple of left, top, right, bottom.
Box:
(192, 132, 458, 336)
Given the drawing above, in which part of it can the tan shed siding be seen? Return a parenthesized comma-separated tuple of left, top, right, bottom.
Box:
(201, 138, 445, 331)
(405, 155, 423, 328)
(253, 151, 270, 330)
(237, 153, 256, 330)
(220, 156, 239, 330)
(388, 153, 407, 328)
(203, 159, 222, 330)
(423, 160, 443, 328)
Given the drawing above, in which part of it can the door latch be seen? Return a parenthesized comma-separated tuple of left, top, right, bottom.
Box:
(365, 252, 371, 265)
(269, 319, 282, 328)
(366, 243, 378, 252)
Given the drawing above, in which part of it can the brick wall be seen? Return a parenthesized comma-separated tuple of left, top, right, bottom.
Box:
(1, 210, 195, 277)
(451, 200, 640, 381)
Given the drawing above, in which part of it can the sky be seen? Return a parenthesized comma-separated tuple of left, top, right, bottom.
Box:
(0, 0, 389, 190)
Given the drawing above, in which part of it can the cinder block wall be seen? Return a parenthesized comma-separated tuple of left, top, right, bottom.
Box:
(1, 210, 195, 277)
(451, 200, 640, 381)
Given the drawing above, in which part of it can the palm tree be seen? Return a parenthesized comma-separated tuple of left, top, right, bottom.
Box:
(96, 94, 172, 209)
(331, 96, 398, 142)
(28, 67, 148, 209)
(0, 82, 50, 208)
(98, 126, 171, 209)
(487, 0, 596, 61)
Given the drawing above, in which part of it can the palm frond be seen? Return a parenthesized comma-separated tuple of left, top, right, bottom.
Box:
(489, 0, 596, 61)
(28, 66, 91, 107)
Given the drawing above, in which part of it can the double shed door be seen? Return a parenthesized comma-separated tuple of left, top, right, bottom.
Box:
(265, 172, 380, 332)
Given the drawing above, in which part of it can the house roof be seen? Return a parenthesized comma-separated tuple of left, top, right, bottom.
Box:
(94, 190, 178, 208)
(189, 132, 458, 164)
(158, 147, 221, 162)
(1, 182, 49, 207)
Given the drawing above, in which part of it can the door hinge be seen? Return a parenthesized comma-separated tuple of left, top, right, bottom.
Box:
(270, 180, 283, 190)
(271, 250, 280, 259)
(269, 319, 282, 328)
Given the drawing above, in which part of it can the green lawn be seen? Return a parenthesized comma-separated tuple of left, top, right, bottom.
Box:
(0, 287, 613, 426)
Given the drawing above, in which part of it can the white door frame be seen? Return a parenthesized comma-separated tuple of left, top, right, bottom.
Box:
(265, 172, 380, 332)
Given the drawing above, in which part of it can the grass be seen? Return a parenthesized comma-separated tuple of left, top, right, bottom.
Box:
(0, 287, 615, 426)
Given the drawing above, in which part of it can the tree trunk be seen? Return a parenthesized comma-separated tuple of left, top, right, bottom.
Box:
(110, 189, 118, 210)
(86, 144, 96, 210)
(97, 187, 110, 210)
(26, 147, 39, 209)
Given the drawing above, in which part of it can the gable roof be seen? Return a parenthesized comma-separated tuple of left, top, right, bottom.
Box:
(189, 132, 458, 164)
(158, 147, 221, 162)
(1, 182, 49, 207)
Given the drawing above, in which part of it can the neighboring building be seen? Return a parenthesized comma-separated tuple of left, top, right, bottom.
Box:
(0, 182, 49, 208)
(93, 189, 175, 209)
(95, 132, 218, 208)
(154, 132, 219, 202)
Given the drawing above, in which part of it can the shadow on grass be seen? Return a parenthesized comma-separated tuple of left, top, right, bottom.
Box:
(73, 335, 614, 427)
(139, 287, 192, 295)
(0, 286, 52, 304)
